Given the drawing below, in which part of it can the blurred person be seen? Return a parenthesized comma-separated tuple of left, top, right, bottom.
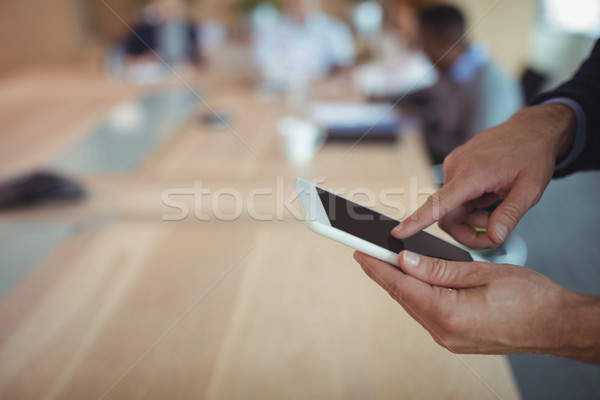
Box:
(354, 39, 600, 363)
(387, 0, 421, 49)
(122, 0, 202, 76)
(252, 0, 356, 88)
(397, 4, 522, 164)
(355, 1, 436, 100)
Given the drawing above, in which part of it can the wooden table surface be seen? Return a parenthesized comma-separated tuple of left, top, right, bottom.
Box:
(0, 67, 520, 399)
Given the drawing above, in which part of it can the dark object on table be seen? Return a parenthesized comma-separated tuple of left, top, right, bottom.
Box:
(325, 126, 400, 143)
(0, 171, 86, 209)
(200, 110, 233, 130)
(309, 102, 404, 143)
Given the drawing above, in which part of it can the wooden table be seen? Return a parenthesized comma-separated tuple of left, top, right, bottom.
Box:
(0, 67, 520, 399)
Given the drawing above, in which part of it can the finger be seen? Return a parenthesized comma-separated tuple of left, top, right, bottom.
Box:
(439, 207, 489, 233)
(437, 203, 467, 233)
(447, 210, 496, 249)
(439, 208, 495, 249)
(487, 178, 539, 245)
(398, 250, 492, 288)
(443, 223, 497, 249)
(354, 251, 436, 311)
(463, 209, 490, 229)
(354, 251, 400, 289)
(464, 193, 501, 210)
(392, 181, 481, 239)
(355, 251, 461, 350)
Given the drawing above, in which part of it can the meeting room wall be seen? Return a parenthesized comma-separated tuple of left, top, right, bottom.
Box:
(0, 0, 535, 77)
(453, 0, 535, 76)
(0, 0, 82, 75)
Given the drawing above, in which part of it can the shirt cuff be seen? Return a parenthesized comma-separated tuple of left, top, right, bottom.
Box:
(543, 98, 587, 172)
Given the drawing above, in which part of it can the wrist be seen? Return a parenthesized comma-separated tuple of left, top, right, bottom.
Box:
(541, 103, 578, 160)
(553, 291, 600, 363)
(511, 103, 577, 161)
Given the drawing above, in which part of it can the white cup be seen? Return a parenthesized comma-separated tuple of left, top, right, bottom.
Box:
(277, 117, 324, 167)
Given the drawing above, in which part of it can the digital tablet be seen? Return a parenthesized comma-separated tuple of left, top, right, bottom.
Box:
(296, 178, 480, 267)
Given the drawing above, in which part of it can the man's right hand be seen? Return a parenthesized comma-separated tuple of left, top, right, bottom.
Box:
(393, 103, 578, 249)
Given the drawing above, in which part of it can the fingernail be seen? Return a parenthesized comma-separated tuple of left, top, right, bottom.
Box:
(392, 222, 403, 235)
(494, 224, 507, 242)
(403, 251, 420, 268)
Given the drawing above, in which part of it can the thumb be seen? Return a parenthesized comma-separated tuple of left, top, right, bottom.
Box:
(398, 251, 491, 288)
(487, 179, 538, 245)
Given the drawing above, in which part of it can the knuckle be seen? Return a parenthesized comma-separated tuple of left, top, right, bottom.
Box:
(431, 332, 450, 349)
(531, 191, 543, 205)
(444, 340, 462, 354)
(428, 257, 449, 283)
(527, 185, 544, 205)
(425, 192, 447, 220)
(435, 305, 465, 333)
(431, 330, 461, 353)
(442, 153, 455, 172)
(426, 193, 438, 207)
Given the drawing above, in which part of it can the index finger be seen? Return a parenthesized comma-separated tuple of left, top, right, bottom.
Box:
(392, 181, 481, 239)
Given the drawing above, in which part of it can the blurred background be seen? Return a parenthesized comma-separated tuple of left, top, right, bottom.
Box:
(1, 0, 598, 84)
(0, 0, 599, 399)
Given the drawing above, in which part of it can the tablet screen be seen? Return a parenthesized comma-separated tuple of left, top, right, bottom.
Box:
(316, 187, 473, 262)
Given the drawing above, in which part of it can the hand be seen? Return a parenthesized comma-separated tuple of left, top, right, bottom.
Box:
(354, 250, 600, 363)
(393, 103, 577, 249)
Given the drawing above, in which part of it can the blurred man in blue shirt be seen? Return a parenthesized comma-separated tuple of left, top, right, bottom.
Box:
(402, 4, 522, 164)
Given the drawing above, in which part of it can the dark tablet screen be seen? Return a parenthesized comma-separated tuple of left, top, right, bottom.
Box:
(316, 187, 473, 262)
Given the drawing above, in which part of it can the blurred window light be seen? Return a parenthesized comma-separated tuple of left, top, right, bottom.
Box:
(542, 0, 600, 35)
(353, 1, 384, 37)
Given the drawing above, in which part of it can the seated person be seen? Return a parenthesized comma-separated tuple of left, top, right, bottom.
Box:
(253, 0, 356, 88)
(124, 0, 202, 68)
(397, 4, 523, 164)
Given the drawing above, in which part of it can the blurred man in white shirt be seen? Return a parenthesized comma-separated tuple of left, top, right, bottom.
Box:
(253, 0, 356, 88)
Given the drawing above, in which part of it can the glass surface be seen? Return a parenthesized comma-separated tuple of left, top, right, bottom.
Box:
(50, 89, 198, 174)
(0, 222, 72, 297)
